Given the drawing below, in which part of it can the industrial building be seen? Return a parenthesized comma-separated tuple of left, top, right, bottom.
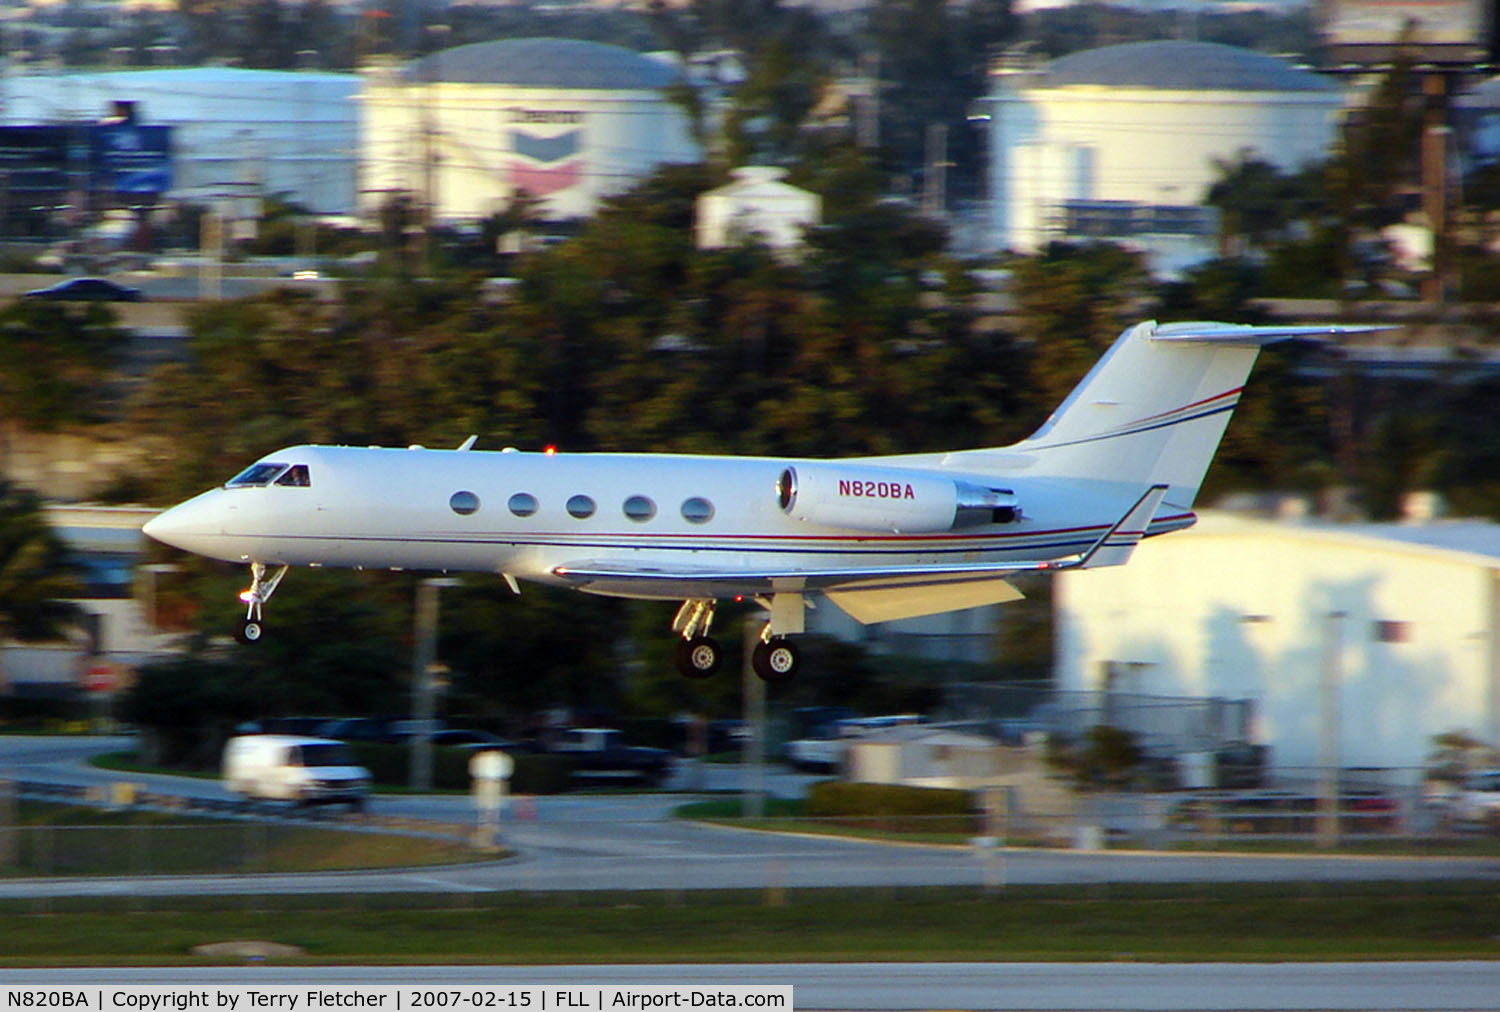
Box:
(0, 68, 361, 215)
(1055, 510, 1500, 771)
(358, 37, 700, 222)
(979, 40, 1346, 274)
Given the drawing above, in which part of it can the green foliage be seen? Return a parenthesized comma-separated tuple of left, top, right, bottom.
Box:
(864, 0, 1015, 200)
(0, 478, 81, 644)
(1009, 242, 1152, 418)
(0, 301, 129, 431)
(804, 780, 979, 833)
(1048, 724, 1145, 789)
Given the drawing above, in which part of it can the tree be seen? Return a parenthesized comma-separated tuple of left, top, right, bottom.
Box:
(1008, 242, 1152, 417)
(0, 301, 128, 432)
(865, 0, 1015, 201)
(0, 478, 80, 654)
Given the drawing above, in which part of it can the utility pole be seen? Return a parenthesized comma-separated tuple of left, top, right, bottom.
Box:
(410, 577, 460, 791)
(923, 122, 948, 218)
(1317, 610, 1345, 850)
(741, 614, 767, 820)
(1419, 72, 1450, 304)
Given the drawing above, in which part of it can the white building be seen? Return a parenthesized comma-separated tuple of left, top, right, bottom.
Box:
(696, 166, 821, 253)
(980, 40, 1345, 274)
(1055, 511, 1500, 770)
(359, 37, 700, 223)
(0, 68, 361, 213)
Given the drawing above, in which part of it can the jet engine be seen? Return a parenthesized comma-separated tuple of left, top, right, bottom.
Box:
(775, 464, 1020, 533)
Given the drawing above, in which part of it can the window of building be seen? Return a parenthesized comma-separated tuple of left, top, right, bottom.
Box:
(681, 497, 714, 524)
(567, 494, 596, 519)
(623, 495, 656, 522)
(1374, 620, 1410, 644)
(507, 492, 538, 518)
(450, 490, 481, 516)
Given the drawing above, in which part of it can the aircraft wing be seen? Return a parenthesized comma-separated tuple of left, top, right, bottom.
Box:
(551, 486, 1168, 622)
(548, 557, 1038, 623)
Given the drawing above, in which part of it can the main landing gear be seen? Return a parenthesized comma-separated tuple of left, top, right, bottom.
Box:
(671, 597, 802, 683)
(234, 562, 288, 645)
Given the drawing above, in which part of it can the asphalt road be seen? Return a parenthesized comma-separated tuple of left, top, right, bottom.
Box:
(3, 962, 1500, 1011)
(3, 735, 1499, 899)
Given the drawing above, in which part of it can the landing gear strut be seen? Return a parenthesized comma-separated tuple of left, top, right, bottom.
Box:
(235, 562, 288, 645)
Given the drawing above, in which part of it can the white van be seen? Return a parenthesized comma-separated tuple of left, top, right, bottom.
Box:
(222, 735, 371, 809)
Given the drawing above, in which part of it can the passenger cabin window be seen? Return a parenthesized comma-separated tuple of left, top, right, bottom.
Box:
(508, 492, 538, 517)
(681, 497, 714, 524)
(623, 495, 656, 522)
(275, 464, 311, 487)
(226, 462, 288, 487)
(566, 494, 596, 519)
(450, 490, 481, 515)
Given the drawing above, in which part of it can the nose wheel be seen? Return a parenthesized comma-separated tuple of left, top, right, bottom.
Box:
(235, 617, 265, 645)
(234, 563, 287, 645)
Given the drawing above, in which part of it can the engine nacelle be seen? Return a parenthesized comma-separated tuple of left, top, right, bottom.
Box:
(776, 464, 1020, 533)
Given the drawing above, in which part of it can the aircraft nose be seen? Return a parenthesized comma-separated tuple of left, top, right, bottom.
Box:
(142, 492, 230, 556)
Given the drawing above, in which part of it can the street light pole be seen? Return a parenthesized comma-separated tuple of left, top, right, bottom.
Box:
(410, 577, 460, 791)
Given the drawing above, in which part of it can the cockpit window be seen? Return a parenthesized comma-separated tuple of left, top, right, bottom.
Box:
(275, 464, 311, 487)
(226, 462, 289, 488)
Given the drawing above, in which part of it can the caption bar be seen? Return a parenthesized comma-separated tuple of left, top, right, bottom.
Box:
(4, 987, 792, 1012)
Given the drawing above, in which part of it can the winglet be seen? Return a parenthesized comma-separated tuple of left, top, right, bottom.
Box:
(1073, 484, 1170, 570)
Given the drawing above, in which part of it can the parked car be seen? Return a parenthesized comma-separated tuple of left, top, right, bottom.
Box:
(22, 277, 143, 301)
(222, 735, 370, 809)
(784, 714, 923, 772)
(1452, 769, 1500, 829)
(541, 727, 673, 786)
(316, 717, 400, 742)
(428, 729, 526, 752)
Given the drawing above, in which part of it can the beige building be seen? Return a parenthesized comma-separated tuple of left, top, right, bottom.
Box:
(1056, 511, 1500, 770)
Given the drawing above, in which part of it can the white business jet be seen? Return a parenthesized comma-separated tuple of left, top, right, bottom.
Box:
(143, 319, 1371, 681)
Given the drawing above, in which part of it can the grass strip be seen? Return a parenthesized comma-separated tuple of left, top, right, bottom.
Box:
(0, 883, 1497, 965)
(0, 801, 487, 876)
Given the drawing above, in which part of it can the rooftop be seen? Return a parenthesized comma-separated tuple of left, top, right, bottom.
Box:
(1039, 40, 1337, 93)
(403, 37, 679, 90)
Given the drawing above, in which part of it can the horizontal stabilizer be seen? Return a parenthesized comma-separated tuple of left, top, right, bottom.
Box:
(1148, 322, 1392, 345)
(1076, 484, 1168, 569)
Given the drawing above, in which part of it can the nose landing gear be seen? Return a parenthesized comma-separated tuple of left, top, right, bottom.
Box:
(235, 563, 288, 645)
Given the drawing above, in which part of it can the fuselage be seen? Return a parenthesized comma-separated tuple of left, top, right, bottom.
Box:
(142, 444, 1193, 598)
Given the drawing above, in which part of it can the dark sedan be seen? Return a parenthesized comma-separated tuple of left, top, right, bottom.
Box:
(23, 277, 144, 302)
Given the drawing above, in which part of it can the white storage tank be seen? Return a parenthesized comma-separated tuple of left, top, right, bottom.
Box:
(359, 37, 701, 222)
(981, 41, 1346, 272)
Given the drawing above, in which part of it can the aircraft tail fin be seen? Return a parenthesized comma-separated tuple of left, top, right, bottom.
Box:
(954, 320, 1381, 507)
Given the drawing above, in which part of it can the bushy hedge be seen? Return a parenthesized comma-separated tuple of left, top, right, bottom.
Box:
(350, 743, 575, 794)
(804, 781, 980, 835)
